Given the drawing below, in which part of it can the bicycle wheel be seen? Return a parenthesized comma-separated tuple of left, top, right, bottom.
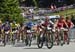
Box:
(21, 33, 24, 43)
(3, 34, 6, 46)
(12, 34, 16, 45)
(46, 31, 53, 49)
(64, 31, 70, 45)
(37, 33, 43, 48)
(25, 35, 28, 46)
(59, 30, 64, 46)
(28, 34, 32, 46)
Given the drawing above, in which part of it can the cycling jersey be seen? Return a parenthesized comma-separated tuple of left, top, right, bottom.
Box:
(57, 20, 68, 28)
(41, 20, 54, 27)
(4, 25, 10, 31)
(11, 23, 17, 29)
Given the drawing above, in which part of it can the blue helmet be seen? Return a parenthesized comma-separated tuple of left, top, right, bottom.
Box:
(26, 21, 34, 28)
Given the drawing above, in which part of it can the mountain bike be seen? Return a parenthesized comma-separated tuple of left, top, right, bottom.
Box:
(37, 26, 53, 49)
(25, 30, 33, 46)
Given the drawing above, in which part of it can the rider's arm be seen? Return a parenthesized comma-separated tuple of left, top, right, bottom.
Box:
(63, 20, 69, 28)
(49, 20, 54, 25)
(1, 27, 4, 33)
(70, 22, 74, 28)
(40, 21, 45, 29)
(49, 20, 55, 29)
(54, 20, 58, 28)
(10, 26, 12, 33)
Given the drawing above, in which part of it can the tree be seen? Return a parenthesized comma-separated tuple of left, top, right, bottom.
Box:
(66, 0, 75, 4)
(32, 0, 38, 7)
(19, 0, 38, 7)
(0, 0, 24, 23)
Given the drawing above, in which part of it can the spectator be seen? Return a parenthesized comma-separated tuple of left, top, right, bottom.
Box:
(50, 4, 54, 10)
(54, 4, 57, 9)
(50, 4, 57, 11)
(29, 8, 34, 14)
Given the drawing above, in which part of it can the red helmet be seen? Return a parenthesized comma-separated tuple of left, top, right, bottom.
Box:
(45, 16, 49, 21)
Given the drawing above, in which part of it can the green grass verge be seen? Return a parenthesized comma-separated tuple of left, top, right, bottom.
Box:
(47, 8, 75, 16)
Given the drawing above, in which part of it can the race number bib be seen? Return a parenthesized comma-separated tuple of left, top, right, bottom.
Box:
(47, 26, 51, 30)
(5, 31, 9, 34)
(27, 30, 31, 33)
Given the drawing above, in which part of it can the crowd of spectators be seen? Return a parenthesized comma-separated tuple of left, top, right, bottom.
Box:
(20, 4, 75, 24)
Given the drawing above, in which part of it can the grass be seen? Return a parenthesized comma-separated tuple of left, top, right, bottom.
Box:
(47, 8, 75, 16)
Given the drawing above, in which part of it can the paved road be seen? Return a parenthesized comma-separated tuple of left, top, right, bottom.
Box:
(0, 41, 75, 52)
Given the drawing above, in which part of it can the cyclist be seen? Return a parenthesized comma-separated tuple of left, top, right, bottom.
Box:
(0, 20, 3, 43)
(2, 21, 11, 42)
(36, 16, 55, 41)
(66, 16, 74, 28)
(24, 20, 34, 46)
(10, 21, 18, 41)
(55, 15, 69, 45)
(36, 16, 54, 47)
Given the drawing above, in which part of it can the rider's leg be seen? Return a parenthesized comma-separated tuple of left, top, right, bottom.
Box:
(64, 31, 68, 42)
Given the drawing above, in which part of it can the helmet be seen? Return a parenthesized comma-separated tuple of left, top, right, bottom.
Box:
(66, 16, 71, 20)
(45, 16, 49, 21)
(60, 15, 64, 19)
(13, 21, 16, 24)
(5, 21, 9, 25)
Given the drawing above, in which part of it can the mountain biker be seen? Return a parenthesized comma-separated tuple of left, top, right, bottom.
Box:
(66, 16, 74, 28)
(10, 21, 18, 39)
(24, 20, 34, 46)
(0, 20, 3, 42)
(36, 16, 55, 39)
(2, 21, 11, 42)
(55, 15, 69, 44)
